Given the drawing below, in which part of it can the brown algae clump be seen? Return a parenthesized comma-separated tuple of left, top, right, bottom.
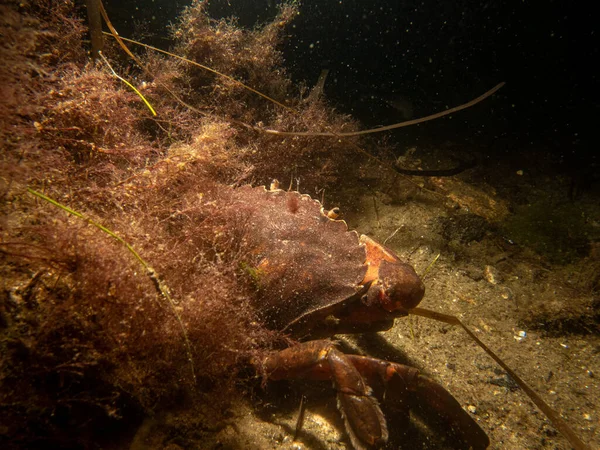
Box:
(0, 1, 358, 447)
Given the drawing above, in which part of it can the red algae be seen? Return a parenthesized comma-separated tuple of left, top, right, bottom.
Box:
(0, 1, 370, 447)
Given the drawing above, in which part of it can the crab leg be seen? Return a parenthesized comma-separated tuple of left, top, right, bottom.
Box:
(259, 340, 388, 449)
(258, 339, 489, 449)
(346, 354, 490, 450)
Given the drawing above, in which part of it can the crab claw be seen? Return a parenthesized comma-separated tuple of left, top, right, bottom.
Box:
(347, 355, 490, 450)
(328, 349, 389, 448)
(375, 259, 425, 311)
(258, 340, 489, 449)
(360, 235, 425, 312)
(413, 374, 490, 449)
(259, 340, 388, 449)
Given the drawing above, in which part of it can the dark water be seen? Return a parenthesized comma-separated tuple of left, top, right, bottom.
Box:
(104, 0, 597, 166)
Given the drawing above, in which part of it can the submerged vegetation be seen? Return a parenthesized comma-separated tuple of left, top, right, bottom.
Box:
(1, 0, 359, 446)
(1, 1, 597, 449)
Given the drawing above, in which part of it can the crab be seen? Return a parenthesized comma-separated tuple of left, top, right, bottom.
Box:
(206, 183, 493, 449)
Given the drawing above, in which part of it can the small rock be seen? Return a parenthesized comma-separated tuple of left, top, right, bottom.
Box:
(483, 265, 501, 285)
(500, 287, 513, 300)
(467, 405, 477, 414)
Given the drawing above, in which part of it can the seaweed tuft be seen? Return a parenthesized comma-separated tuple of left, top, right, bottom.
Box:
(0, 0, 388, 447)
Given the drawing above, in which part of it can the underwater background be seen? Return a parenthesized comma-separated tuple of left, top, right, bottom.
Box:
(106, 0, 597, 162)
(1, 1, 598, 449)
